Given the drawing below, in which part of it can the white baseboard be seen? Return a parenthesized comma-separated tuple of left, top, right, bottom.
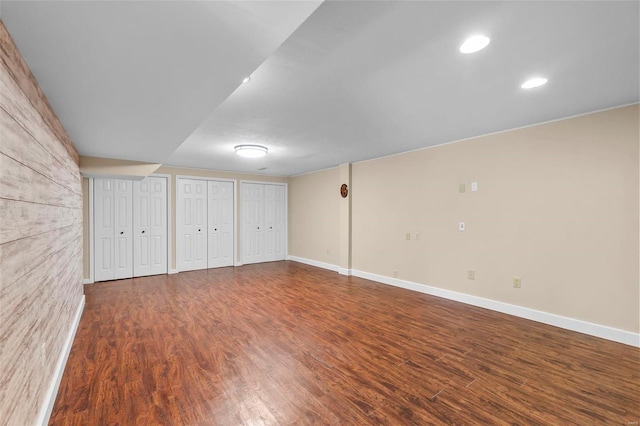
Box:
(287, 255, 339, 273)
(338, 268, 352, 276)
(82, 279, 93, 285)
(37, 294, 85, 426)
(234, 262, 243, 267)
(168, 269, 178, 275)
(350, 269, 639, 348)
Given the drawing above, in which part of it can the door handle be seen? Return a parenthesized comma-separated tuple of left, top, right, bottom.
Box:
(120, 231, 124, 235)
(214, 228, 218, 231)
(270, 226, 273, 229)
(142, 230, 145, 234)
(198, 229, 201, 232)
(257, 226, 260, 230)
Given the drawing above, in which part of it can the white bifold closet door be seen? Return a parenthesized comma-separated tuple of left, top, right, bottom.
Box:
(242, 183, 265, 264)
(264, 184, 285, 262)
(95, 179, 134, 282)
(95, 177, 168, 282)
(208, 180, 234, 268)
(133, 177, 168, 277)
(178, 179, 208, 271)
(242, 183, 285, 265)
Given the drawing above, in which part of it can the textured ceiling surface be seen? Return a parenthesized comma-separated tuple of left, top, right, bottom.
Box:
(1, 1, 321, 163)
(3, 1, 639, 176)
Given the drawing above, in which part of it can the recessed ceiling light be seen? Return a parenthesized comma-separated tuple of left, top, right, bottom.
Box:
(521, 77, 548, 89)
(242, 76, 251, 84)
(235, 144, 267, 158)
(459, 35, 490, 54)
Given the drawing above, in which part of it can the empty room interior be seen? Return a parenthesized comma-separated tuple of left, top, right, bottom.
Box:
(1, 1, 639, 425)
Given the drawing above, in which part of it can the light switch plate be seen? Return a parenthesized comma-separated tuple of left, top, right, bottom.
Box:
(459, 183, 466, 193)
(471, 182, 478, 192)
(459, 222, 465, 231)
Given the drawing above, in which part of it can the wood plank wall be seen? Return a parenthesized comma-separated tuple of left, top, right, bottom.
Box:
(0, 21, 83, 425)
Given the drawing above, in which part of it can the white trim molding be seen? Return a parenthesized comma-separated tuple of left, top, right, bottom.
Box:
(350, 269, 640, 348)
(287, 255, 339, 272)
(285, 257, 639, 347)
(37, 295, 85, 426)
(338, 268, 352, 276)
(82, 279, 94, 285)
(168, 269, 178, 275)
(88, 178, 94, 283)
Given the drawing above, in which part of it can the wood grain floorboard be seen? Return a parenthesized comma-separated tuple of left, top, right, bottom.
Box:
(49, 261, 640, 425)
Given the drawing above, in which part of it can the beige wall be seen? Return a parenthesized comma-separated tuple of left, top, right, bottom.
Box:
(83, 166, 288, 277)
(288, 105, 639, 334)
(80, 155, 162, 179)
(288, 167, 340, 266)
(0, 22, 84, 425)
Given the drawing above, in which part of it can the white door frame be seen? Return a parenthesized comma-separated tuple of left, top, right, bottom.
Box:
(88, 174, 171, 284)
(88, 178, 94, 284)
(175, 175, 237, 272)
(239, 180, 288, 265)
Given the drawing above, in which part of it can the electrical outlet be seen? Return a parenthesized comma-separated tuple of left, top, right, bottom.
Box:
(468, 270, 475, 280)
(513, 277, 521, 288)
(459, 222, 465, 231)
(405, 232, 411, 240)
(459, 183, 466, 193)
(471, 182, 478, 192)
(415, 232, 420, 240)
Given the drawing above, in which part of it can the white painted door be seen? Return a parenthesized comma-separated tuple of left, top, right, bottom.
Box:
(208, 180, 234, 268)
(95, 179, 133, 282)
(94, 179, 115, 282)
(178, 178, 208, 271)
(272, 184, 286, 261)
(264, 184, 286, 262)
(133, 177, 167, 277)
(264, 185, 275, 261)
(242, 183, 264, 264)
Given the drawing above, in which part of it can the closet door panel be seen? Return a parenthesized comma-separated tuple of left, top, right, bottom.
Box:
(208, 180, 234, 268)
(241, 182, 285, 265)
(113, 180, 133, 280)
(193, 182, 207, 268)
(94, 179, 115, 282)
(149, 177, 167, 275)
(264, 185, 275, 261)
(272, 185, 285, 261)
(242, 183, 264, 264)
(133, 179, 151, 276)
(134, 177, 167, 277)
(219, 182, 234, 266)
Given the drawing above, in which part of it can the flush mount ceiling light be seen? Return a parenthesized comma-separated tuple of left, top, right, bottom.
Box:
(242, 76, 251, 84)
(459, 35, 490, 53)
(235, 144, 268, 158)
(521, 77, 548, 89)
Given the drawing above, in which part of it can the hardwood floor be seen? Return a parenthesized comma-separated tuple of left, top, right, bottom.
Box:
(50, 261, 639, 425)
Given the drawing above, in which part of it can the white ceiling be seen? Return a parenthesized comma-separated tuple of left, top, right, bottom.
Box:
(3, 1, 639, 177)
(1, 1, 321, 163)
